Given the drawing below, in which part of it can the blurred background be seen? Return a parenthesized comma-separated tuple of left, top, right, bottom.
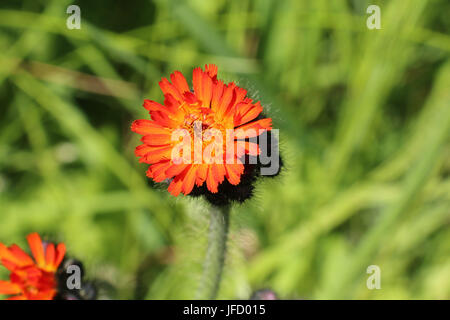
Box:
(0, 0, 449, 299)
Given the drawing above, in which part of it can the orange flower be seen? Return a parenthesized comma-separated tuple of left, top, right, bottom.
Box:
(131, 64, 272, 196)
(0, 233, 66, 300)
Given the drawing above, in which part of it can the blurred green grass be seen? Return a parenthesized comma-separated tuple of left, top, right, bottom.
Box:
(0, 0, 449, 299)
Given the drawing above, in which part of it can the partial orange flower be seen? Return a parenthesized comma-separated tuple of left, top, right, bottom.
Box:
(0, 233, 66, 300)
(131, 64, 272, 196)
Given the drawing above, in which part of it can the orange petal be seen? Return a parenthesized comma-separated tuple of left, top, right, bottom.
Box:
(234, 118, 272, 139)
(212, 164, 226, 185)
(1, 259, 19, 272)
(150, 109, 179, 128)
(166, 163, 190, 179)
(205, 64, 218, 78)
(196, 165, 208, 186)
(206, 166, 219, 193)
(159, 78, 183, 102)
(141, 146, 173, 164)
(135, 144, 154, 157)
(0, 244, 34, 268)
(163, 94, 182, 114)
(225, 164, 243, 185)
(234, 86, 247, 106)
(149, 161, 172, 182)
(0, 244, 21, 267)
(26, 233, 45, 267)
(141, 133, 173, 146)
(234, 102, 253, 119)
(7, 295, 27, 300)
(216, 84, 235, 119)
(8, 245, 34, 266)
(237, 118, 272, 131)
(146, 167, 154, 179)
(168, 178, 183, 196)
(143, 99, 170, 114)
(211, 80, 225, 111)
(131, 119, 169, 135)
(54, 243, 66, 268)
(192, 67, 204, 102)
(45, 243, 55, 270)
(201, 72, 213, 108)
(183, 91, 198, 104)
(0, 281, 21, 295)
(33, 289, 57, 300)
(182, 165, 197, 195)
(234, 102, 263, 127)
(170, 71, 190, 94)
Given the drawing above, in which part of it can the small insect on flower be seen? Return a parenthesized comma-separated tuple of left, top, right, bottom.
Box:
(132, 64, 280, 204)
(0, 233, 65, 300)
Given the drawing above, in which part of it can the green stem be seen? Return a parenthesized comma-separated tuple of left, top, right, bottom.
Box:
(197, 204, 230, 300)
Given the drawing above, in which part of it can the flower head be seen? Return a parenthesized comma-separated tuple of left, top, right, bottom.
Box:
(0, 233, 66, 300)
(131, 64, 273, 200)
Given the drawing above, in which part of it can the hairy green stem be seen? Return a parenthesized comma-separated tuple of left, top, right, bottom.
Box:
(197, 204, 230, 300)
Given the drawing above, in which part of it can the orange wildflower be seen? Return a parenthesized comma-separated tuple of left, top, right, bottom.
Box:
(0, 233, 66, 300)
(131, 64, 272, 196)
